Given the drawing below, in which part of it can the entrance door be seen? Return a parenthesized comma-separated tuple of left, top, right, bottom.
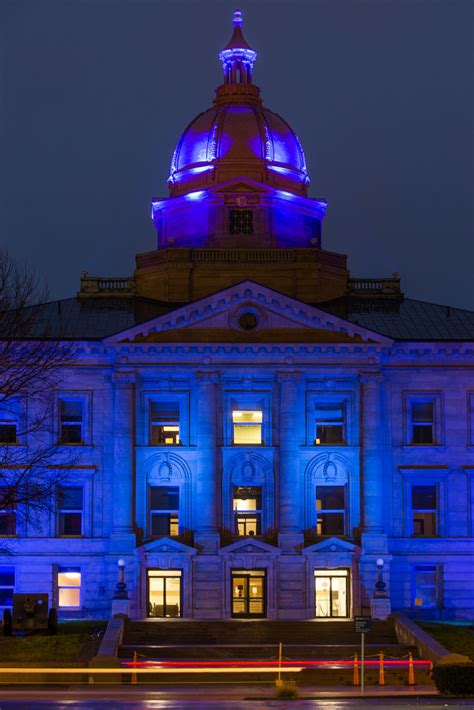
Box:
(147, 569, 181, 618)
(231, 569, 266, 618)
(315, 569, 349, 618)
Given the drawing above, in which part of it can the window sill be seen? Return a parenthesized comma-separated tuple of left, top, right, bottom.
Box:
(403, 443, 443, 448)
(57, 442, 91, 447)
(57, 535, 85, 539)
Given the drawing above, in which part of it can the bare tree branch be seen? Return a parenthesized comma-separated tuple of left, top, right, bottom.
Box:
(0, 250, 78, 533)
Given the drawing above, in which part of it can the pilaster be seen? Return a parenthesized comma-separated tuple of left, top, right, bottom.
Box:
(110, 370, 136, 552)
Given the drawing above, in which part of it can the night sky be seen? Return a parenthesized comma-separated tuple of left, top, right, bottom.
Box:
(1, 0, 473, 309)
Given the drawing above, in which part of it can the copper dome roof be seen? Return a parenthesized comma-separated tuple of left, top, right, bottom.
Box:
(167, 11, 310, 198)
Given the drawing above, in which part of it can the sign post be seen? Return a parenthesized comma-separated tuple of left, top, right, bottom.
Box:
(354, 616, 372, 695)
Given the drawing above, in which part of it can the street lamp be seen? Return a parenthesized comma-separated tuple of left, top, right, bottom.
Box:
(113, 558, 129, 600)
(370, 557, 391, 620)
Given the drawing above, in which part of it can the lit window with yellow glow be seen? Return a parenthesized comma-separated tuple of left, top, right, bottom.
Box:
(232, 410, 262, 445)
(150, 402, 180, 445)
(58, 567, 81, 608)
(233, 486, 262, 536)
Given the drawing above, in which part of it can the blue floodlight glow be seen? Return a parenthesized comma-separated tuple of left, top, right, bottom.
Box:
(185, 190, 206, 201)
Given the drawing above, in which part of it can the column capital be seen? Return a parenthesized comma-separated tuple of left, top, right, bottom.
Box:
(360, 370, 384, 385)
(112, 370, 136, 385)
(277, 370, 301, 384)
(196, 370, 220, 385)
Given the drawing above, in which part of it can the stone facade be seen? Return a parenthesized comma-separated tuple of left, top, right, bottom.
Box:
(1, 10, 472, 622)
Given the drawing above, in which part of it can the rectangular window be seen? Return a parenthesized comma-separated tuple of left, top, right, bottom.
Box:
(229, 209, 254, 235)
(57, 567, 81, 608)
(59, 399, 83, 444)
(150, 486, 179, 537)
(410, 401, 434, 444)
(316, 486, 345, 535)
(0, 567, 15, 610)
(150, 402, 180, 446)
(0, 423, 17, 444)
(315, 402, 345, 445)
(58, 486, 83, 536)
(0, 489, 16, 536)
(411, 485, 437, 536)
(233, 486, 262, 536)
(232, 410, 262, 445)
(413, 565, 439, 608)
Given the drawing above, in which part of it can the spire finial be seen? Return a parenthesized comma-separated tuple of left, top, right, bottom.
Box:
(233, 9, 243, 26)
(218, 9, 257, 87)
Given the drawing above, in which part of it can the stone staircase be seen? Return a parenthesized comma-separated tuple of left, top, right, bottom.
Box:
(119, 619, 433, 686)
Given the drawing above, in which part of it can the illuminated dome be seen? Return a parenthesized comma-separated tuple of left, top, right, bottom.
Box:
(168, 10, 310, 197)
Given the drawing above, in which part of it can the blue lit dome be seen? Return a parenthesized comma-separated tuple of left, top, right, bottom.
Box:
(168, 11, 309, 198)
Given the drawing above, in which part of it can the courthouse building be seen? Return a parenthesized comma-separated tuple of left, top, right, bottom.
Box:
(1, 11, 473, 620)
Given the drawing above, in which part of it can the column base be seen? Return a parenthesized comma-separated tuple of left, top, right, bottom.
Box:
(278, 532, 304, 554)
(361, 532, 388, 554)
(195, 532, 220, 554)
(109, 532, 136, 555)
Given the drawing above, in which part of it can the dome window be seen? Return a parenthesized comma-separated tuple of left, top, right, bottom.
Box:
(230, 209, 254, 235)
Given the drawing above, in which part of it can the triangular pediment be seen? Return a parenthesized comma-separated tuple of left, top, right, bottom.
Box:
(105, 281, 392, 346)
(302, 537, 360, 555)
(212, 177, 270, 194)
(220, 537, 280, 555)
(135, 536, 196, 556)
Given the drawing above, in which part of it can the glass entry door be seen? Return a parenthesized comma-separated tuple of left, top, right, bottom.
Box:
(147, 569, 181, 618)
(315, 569, 349, 618)
(232, 570, 266, 618)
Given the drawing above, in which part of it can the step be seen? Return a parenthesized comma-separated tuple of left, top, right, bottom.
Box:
(124, 620, 399, 646)
(118, 643, 417, 660)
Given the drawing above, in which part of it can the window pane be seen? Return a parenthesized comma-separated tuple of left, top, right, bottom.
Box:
(150, 487, 179, 510)
(59, 487, 83, 510)
(412, 402, 434, 422)
(415, 567, 437, 586)
(0, 513, 16, 536)
(233, 487, 262, 511)
(0, 424, 17, 444)
(232, 411, 262, 424)
(60, 400, 83, 421)
(318, 512, 345, 535)
(413, 512, 437, 536)
(58, 569, 81, 586)
(59, 512, 82, 536)
(0, 589, 13, 606)
(316, 425, 344, 445)
(150, 424, 180, 445)
(412, 425, 434, 444)
(150, 402, 179, 422)
(412, 485, 436, 510)
(233, 424, 262, 444)
(60, 424, 82, 444)
(0, 568, 15, 586)
(151, 513, 175, 537)
(59, 587, 80, 607)
(316, 486, 345, 510)
(229, 209, 254, 235)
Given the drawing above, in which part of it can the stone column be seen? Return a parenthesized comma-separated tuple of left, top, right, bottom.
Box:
(111, 371, 136, 542)
(277, 371, 302, 535)
(195, 371, 219, 534)
(360, 372, 385, 535)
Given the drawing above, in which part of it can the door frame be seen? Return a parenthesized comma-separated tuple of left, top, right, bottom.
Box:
(231, 569, 267, 618)
(146, 568, 182, 618)
(314, 568, 351, 619)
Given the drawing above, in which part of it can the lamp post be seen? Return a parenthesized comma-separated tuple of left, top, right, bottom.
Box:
(113, 559, 129, 600)
(370, 558, 391, 620)
(111, 558, 131, 618)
